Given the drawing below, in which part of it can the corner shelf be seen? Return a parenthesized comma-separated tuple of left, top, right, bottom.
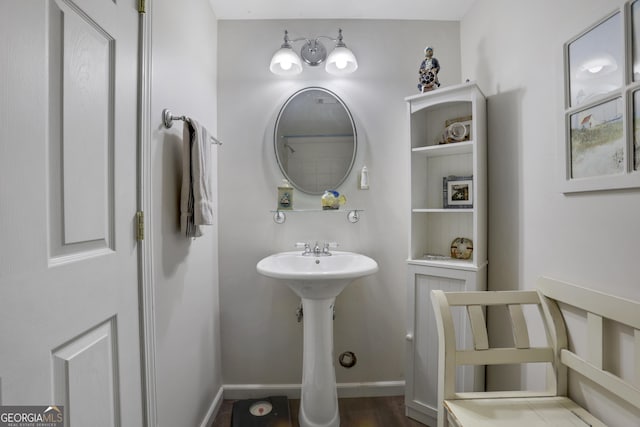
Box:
(271, 209, 363, 224)
(404, 82, 488, 427)
(407, 82, 486, 265)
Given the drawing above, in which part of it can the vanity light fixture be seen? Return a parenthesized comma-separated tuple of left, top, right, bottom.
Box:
(269, 30, 303, 76)
(270, 29, 358, 76)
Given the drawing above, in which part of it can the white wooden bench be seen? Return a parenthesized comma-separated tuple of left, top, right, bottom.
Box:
(430, 277, 640, 427)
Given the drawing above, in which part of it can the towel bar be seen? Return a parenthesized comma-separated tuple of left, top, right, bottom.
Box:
(162, 108, 223, 145)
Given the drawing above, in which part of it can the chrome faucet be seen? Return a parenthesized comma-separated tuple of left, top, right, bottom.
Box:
(313, 241, 322, 255)
(295, 242, 312, 256)
(296, 241, 337, 256)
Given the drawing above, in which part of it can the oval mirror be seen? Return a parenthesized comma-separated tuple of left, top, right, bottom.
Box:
(274, 87, 357, 195)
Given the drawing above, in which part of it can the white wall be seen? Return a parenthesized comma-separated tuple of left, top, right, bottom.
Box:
(461, 1, 640, 425)
(151, 0, 222, 425)
(217, 20, 460, 390)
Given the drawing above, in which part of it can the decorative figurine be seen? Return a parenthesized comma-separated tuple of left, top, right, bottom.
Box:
(417, 46, 440, 93)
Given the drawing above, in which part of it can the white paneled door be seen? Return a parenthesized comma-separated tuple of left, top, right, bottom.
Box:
(0, 0, 142, 426)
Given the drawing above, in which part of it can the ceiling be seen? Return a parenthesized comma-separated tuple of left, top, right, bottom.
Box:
(208, 0, 476, 21)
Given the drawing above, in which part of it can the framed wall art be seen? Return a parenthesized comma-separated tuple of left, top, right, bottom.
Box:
(561, 3, 640, 192)
(569, 97, 624, 179)
(443, 175, 473, 208)
(566, 12, 622, 108)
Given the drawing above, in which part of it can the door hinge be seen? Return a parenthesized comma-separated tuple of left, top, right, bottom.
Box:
(136, 211, 144, 241)
(138, 0, 146, 14)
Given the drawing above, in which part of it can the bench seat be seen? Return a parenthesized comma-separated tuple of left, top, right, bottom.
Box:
(431, 277, 640, 427)
(444, 396, 604, 427)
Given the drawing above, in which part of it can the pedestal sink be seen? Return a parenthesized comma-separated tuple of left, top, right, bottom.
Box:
(256, 250, 378, 427)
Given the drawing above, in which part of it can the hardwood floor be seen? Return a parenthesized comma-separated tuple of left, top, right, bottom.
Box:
(211, 396, 428, 427)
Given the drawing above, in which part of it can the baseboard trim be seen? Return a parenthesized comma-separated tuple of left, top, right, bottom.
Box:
(223, 381, 405, 400)
(199, 385, 224, 427)
(405, 404, 437, 427)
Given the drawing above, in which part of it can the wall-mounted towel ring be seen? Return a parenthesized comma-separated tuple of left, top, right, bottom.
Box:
(162, 108, 223, 145)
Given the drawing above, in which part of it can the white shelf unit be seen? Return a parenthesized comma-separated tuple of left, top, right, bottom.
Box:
(404, 82, 488, 427)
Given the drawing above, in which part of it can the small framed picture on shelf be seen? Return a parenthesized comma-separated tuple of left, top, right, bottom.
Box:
(443, 175, 473, 208)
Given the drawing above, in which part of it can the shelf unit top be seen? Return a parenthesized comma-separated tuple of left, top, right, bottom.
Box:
(405, 81, 484, 104)
(405, 82, 484, 120)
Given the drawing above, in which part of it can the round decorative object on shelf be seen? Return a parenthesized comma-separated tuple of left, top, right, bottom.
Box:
(445, 122, 468, 142)
(450, 237, 473, 260)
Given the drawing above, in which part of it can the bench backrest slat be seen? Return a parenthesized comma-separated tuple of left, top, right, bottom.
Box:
(561, 349, 640, 409)
(445, 290, 540, 306)
(587, 313, 603, 369)
(456, 347, 554, 366)
(508, 304, 530, 349)
(537, 277, 640, 329)
(467, 305, 488, 350)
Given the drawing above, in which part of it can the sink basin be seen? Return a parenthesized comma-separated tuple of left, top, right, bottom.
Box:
(256, 250, 379, 299)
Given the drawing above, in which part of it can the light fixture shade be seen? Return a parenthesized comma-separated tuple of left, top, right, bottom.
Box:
(325, 46, 358, 75)
(270, 47, 303, 76)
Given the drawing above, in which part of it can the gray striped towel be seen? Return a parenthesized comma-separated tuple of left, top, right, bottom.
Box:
(180, 117, 214, 238)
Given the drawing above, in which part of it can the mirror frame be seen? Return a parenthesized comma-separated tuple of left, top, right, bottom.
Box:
(274, 87, 357, 195)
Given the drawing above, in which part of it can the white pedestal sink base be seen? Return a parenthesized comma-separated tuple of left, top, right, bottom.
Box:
(299, 297, 340, 427)
(256, 251, 379, 427)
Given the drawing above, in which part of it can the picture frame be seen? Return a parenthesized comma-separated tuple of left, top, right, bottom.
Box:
(568, 97, 624, 179)
(443, 175, 473, 208)
(560, 6, 640, 192)
(566, 12, 622, 108)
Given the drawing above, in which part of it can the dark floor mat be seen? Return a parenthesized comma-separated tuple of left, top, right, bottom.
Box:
(231, 395, 291, 427)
